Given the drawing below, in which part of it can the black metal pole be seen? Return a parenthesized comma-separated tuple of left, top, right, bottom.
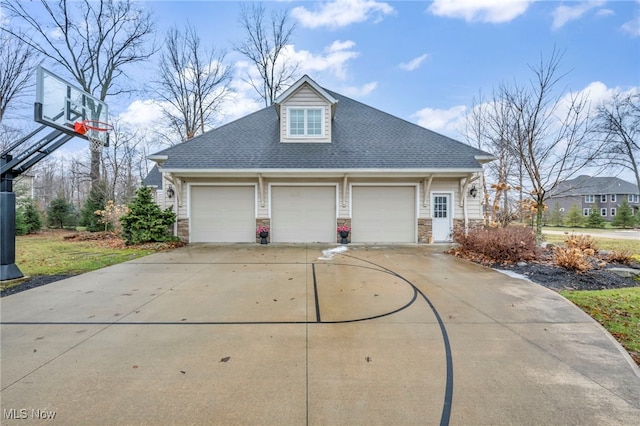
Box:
(1, 154, 24, 281)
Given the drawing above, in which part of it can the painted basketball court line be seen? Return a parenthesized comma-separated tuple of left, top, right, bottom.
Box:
(1, 252, 454, 425)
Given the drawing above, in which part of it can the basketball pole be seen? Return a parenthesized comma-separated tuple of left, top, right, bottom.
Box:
(0, 155, 23, 281)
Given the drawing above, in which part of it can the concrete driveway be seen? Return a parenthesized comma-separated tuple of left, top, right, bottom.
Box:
(1, 244, 639, 425)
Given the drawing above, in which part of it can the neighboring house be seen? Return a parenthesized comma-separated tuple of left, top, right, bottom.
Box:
(147, 75, 494, 244)
(143, 164, 168, 207)
(547, 175, 640, 220)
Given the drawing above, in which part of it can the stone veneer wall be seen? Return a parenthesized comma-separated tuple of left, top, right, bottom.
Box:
(336, 218, 351, 244)
(177, 219, 189, 242)
(418, 218, 432, 244)
(256, 218, 271, 244)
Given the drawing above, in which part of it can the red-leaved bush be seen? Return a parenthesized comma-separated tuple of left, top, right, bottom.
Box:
(452, 225, 537, 263)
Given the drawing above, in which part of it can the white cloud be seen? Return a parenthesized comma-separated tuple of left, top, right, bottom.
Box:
(49, 27, 65, 40)
(399, 54, 429, 71)
(288, 40, 360, 80)
(622, 15, 640, 37)
(551, 0, 605, 29)
(341, 81, 378, 97)
(428, 0, 533, 24)
(292, 0, 395, 29)
(412, 105, 467, 135)
(596, 9, 615, 17)
(118, 99, 165, 129)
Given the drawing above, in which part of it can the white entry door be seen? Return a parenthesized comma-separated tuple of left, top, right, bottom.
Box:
(432, 193, 452, 242)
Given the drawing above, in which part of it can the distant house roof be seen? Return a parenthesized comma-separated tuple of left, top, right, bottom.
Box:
(143, 164, 163, 188)
(151, 88, 492, 172)
(550, 175, 639, 197)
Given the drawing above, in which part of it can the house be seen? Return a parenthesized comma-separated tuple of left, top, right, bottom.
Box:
(147, 75, 493, 244)
(547, 175, 640, 220)
(143, 164, 166, 205)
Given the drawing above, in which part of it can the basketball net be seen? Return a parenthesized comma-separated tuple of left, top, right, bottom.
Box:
(74, 120, 111, 152)
(87, 130, 105, 153)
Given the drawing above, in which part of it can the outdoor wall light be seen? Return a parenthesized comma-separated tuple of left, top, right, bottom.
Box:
(469, 184, 478, 198)
(166, 184, 175, 199)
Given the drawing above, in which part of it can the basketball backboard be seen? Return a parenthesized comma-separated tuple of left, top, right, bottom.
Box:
(35, 66, 109, 146)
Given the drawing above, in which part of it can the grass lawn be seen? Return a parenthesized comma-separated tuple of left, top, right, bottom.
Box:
(1, 230, 165, 290)
(560, 288, 640, 365)
(546, 230, 640, 365)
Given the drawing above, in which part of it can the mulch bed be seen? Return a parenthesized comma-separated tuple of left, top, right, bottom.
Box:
(492, 262, 639, 291)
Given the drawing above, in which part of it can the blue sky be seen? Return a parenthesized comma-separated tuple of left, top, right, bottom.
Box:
(3, 0, 640, 176)
(136, 0, 639, 131)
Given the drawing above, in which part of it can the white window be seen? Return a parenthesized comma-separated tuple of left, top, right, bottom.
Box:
(611, 194, 616, 202)
(636, 195, 639, 203)
(601, 195, 607, 203)
(559, 208, 565, 212)
(601, 208, 607, 216)
(629, 194, 635, 202)
(583, 208, 590, 216)
(287, 108, 324, 137)
(585, 195, 594, 203)
(611, 208, 616, 216)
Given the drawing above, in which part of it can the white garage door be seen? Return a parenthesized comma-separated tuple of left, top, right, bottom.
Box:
(190, 186, 255, 243)
(271, 186, 336, 243)
(352, 186, 416, 243)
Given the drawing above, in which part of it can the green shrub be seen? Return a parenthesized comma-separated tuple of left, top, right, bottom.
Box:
(80, 181, 109, 232)
(47, 197, 76, 229)
(120, 186, 176, 245)
(586, 204, 605, 228)
(612, 199, 635, 229)
(564, 202, 584, 227)
(22, 199, 42, 233)
(15, 208, 28, 235)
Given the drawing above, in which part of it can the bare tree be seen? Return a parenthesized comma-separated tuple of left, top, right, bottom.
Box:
(0, 32, 39, 123)
(504, 49, 598, 241)
(101, 120, 144, 203)
(594, 92, 640, 189)
(464, 90, 520, 226)
(2, 0, 156, 185)
(234, 3, 298, 106)
(156, 25, 233, 143)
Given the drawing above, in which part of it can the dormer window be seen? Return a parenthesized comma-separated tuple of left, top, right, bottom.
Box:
(288, 107, 324, 137)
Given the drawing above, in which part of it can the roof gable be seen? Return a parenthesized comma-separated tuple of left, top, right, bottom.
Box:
(274, 75, 338, 106)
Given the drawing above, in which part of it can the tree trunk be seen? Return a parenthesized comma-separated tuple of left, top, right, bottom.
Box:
(536, 199, 545, 244)
(90, 150, 100, 184)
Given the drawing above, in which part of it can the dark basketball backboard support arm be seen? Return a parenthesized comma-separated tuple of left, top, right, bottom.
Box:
(1, 129, 73, 281)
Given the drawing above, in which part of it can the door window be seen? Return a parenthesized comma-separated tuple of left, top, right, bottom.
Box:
(434, 196, 448, 218)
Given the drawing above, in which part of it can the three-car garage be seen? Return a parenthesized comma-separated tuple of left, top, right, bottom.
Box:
(188, 184, 419, 244)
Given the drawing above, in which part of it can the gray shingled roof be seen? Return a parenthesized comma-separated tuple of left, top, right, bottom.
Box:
(551, 175, 639, 196)
(153, 90, 491, 170)
(143, 164, 163, 188)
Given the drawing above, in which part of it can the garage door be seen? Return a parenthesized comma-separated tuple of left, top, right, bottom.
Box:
(271, 186, 336, 243)
(352, 186, 416, 243)
(190, 186, 255, 243)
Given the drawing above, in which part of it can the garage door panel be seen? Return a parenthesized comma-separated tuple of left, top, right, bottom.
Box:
(191, 186, 255, 243)
(272, 186, 335, 243)
(352, 186, 415, 243)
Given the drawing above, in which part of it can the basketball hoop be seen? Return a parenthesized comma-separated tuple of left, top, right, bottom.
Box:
(74, 120, 113, 152)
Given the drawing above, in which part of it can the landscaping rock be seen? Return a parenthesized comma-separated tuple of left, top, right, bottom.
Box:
(608, 267, 640, 279)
